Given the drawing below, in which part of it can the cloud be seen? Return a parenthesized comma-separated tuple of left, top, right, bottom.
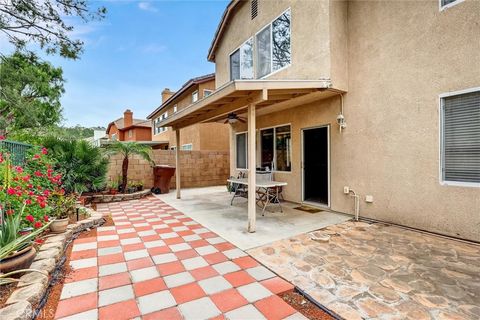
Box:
(138, 2, 158, 12)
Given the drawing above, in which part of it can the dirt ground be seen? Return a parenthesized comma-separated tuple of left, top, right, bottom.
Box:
(280, 291, 334, 320)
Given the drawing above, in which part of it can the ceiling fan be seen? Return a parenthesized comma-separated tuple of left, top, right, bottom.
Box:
(223, 113, 246, 124)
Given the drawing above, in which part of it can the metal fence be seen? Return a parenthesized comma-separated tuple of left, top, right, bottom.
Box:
(0, 140, 32, 165)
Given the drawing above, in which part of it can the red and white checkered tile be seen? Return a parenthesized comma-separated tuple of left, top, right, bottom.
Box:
(55, 196, 303, 320)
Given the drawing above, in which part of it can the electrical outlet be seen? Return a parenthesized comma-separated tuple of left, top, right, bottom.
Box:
(343, 186, 350, 194)
(365, 195, 374, 203)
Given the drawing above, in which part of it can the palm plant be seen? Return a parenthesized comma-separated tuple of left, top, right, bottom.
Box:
(105, 142, 154, 192)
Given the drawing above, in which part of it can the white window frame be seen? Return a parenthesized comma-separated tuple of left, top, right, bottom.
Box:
(439, 86, 480, 188)
(229, 37, 254, 81)
(254, 8, 292, 79)
(203, 89, 213, 97)
(439, 0, 464, 11)
(128, 129, 133, 138)
(154, 111, 169, 135)
(192, 90, 199, 103)
(173, 104, 178, 113)
(235, 131, 248, 170)
(259, 123, 292, 172)
(181, 143, 193, 151)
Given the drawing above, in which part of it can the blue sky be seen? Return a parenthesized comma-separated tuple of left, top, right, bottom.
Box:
(49, 0, 228, 127)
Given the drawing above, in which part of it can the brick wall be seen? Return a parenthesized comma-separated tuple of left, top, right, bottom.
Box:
(107, 150, 230, 189)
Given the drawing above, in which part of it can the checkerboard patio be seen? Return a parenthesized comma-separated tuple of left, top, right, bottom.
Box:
(55, 196, 303, 320)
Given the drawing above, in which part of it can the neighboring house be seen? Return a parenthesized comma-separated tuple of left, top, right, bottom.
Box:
(106, 109, 153, 142)
(85, 129, 108, 147)
(147, 74, 229, 151)
(158, 0, 480, 241)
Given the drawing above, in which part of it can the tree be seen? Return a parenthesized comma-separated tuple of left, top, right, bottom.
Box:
(105, 142, 154, 192)
(0, 52, 64, 136)
(0, 0, 106, 59)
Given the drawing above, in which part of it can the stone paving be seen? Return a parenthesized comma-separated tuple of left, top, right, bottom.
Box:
(248, 221, 480, 320)
(54, 196, 304, 320)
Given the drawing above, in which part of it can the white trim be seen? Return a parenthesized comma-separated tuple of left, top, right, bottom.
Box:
(192, 90, 199, 103)
(438, 87, 480, 188)
(301, 125, 331, 207)
(229, 37, 254, 81)
(439, 0, 464, 11)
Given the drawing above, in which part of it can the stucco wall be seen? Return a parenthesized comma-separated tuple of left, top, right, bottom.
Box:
(107, 150, 230, 189)
(214, 0, 332, 87)
(227, 0, 480, 241)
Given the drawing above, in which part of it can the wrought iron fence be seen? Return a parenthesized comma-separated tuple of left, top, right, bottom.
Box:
(0, 140, 33, 165)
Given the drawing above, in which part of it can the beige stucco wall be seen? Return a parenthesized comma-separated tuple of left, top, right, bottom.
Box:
(214, 0, 334, 87)
(227, 0, 480, 241)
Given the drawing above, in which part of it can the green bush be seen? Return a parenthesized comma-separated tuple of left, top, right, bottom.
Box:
(40, 137, 108, 194)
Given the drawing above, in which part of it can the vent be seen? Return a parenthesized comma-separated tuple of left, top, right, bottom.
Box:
(251, 0, 258, 20)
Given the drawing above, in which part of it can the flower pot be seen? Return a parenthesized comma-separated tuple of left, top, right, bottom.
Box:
(109, 189, 118, 195)
(0, 245, 36, 274)
(49, 218, 69, 233)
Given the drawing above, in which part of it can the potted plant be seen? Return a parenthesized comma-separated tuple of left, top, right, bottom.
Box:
(136, 181, 144, 192)
(127, 180, 136, 194)
(48, 192, 76, 233)
(108, 180, 118, 195)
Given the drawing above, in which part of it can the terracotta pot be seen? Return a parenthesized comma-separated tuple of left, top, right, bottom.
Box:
(0, 246, 36, 274)
(109, 189, 118, 195)
(49, 218, 69, 233)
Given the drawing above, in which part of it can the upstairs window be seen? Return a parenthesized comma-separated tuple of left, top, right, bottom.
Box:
(441, 89, 480, 186)
(204, 89, 213, 97)
(154, 112, 168, 135)
(181, 144, 193, 151)
(440, 0, 462, 10)
(173, 104, 178, 113)
(230, 38, 254, 81)
(192, 91, 199, 103)
(256, 26, 271, 78)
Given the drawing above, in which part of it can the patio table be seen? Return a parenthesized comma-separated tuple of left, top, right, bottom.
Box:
(227, 178, 287, 214)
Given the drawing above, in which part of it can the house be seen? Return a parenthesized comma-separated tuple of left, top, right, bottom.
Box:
(106, 109, 154, 143)
(85, 129, 108, 147)
(147, 74, 229, 151)
(157, 0, 480, 241)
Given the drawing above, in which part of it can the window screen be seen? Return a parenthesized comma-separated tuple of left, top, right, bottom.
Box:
(256, 26, 271, 78)
(230, 49, 240, 81)
(442, 90, 480, 183)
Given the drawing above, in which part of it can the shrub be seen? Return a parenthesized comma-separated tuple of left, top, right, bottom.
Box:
(41, 137, 108, 194)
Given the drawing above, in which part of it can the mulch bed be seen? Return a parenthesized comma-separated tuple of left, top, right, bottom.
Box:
(35, 215, 113, 320)
(280, 290, 334, 320)
(0, 283, 16, 307)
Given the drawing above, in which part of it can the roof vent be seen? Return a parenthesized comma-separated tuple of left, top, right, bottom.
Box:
(251, 0, 258, 20)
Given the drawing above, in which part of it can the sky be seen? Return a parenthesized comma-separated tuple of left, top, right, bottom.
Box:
(46, 0, 229, 127)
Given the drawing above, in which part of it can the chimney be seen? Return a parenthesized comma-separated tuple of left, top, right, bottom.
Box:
(124, 109, 133, 127)
(161, 88, 175, 103)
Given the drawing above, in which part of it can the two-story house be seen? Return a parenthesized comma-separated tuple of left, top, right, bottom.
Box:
(147, 74, 229, 151)
(106, 109, 153, 142)
(158, 0, 479, 241)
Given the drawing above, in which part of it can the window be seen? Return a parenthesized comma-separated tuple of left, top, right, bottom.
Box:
(192, 91, 199, 103)
(440, 0, 462, 10)
(111, 133, 117, 141)
(181, 144, 193, 151)
(230, 38, 254, 81)
(173, 104, 178, 113)
(255, 9, 291, 78)
(154, 112, 168, 135)
(170, 146, 176, 150)
(236, 133, 248, 169)
(441, 89, 480, 186)
(260, 125, 291, 171)
(128, 130, 133, 138)
(204, 89, 213, 97)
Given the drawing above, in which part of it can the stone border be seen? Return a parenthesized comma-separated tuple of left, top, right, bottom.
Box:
(87, 189, 151, 204)
(0, 207, 105, 320)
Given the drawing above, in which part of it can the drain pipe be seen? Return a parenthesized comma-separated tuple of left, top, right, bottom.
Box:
(349, 188, 360, 221)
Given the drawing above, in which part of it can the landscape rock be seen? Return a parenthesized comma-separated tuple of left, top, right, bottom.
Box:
(29, 258, 56, 274)
(6, 283, 45, 305)
(0, 301, 33, 320)
(17, 271, 49, 288)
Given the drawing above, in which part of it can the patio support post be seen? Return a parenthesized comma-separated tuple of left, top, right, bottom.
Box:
(175, 128, 181, 199)
(247, 103, 256, 233)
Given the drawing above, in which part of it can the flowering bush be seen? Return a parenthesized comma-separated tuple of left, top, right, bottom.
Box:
(0, 146, 64, 229)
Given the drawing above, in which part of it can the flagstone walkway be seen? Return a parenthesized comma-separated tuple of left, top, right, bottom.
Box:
(54, 196, 305, 320)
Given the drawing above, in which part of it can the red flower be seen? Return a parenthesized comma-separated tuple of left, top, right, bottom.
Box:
(15, 166, 23, 173)
(28, 191, 34, 196)
(43, 190, 50, 197)
(33, 154, 40, 159)
(44, 215, 49, 222)
(22, 175, 30, 182)
(6, 209, 14, 215)
(7, 187, 15, 195)
(25, 199, 32, 205)
(26, 215, 34, 222)
(41, 147, 48, 155)
(0, 135, 5, 140)
(39, 202, 46, 209)
(34, 221, 42, 229)
(59, 189, 65, 195)
(34, 171, 42, 177)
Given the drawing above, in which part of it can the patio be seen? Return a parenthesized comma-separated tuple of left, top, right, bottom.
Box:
(248, 220, 480, 320)
(156, 186, 351, 250)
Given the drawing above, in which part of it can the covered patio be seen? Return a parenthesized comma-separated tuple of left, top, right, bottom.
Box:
(155, 186, 350, 250)
(160, 79, 342, 233)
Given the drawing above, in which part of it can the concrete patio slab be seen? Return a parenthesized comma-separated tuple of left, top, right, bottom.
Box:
(156, 186, 350, 250)
(248, 221, 480, 320)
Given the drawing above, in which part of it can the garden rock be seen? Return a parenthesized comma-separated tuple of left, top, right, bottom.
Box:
(45, 234, 66, 246)
(18, 271, 49, 288)
(0, 301, 32, 320)
(6, 283, 44, 305)
(34, 247, 62, 262)
(30, 258, 56, 274)
(39, 242, 63, 252)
